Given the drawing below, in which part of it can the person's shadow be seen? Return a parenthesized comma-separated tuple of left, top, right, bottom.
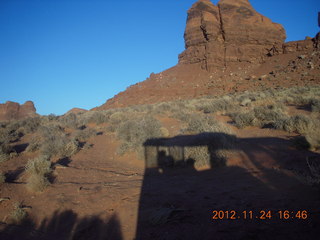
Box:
(136, 133, 320, 240)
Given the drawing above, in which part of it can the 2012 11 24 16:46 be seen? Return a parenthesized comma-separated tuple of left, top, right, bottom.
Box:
(212, 210, 308, 220)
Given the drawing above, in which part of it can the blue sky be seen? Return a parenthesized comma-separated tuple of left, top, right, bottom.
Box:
(0, 0, 319, 115)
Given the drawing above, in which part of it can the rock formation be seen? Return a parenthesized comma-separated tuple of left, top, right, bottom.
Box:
(179, 0, 286, 71)
(94, 0, 320, 111)
(0, 101, 37, 121)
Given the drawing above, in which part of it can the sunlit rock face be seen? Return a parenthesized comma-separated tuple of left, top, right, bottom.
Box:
(179, 0, 286, 71)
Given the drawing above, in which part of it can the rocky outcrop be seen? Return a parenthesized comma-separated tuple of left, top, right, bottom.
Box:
(0, 101, 37, 121)
(178, 0, 286, 71)
(66, 108, 88, 115)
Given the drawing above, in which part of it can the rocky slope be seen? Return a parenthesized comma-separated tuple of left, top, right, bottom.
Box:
(0, 101, 37, 121)
(94, 0, 320, 111)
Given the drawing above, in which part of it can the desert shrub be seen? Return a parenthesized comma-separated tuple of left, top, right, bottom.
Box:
(184, 133, 237, 168)
(116, 116, 163, 157)
(185, 146, 210, 168)
(37, 123, 80, 157)
(230, 105, 287, 129)
(0, 128, 10, 143)
(239, 98, 251, 107)
(0, 142, 14, 163)
(25, 155, 52, 192)
(59, 113, 79, 128)
(230, 112, 256, 129)
(11, 202, 27, 224)
(253, 106, 286, 124)
(19, 117, 41, 134)
(38, 123, 65, 139)
(154, 102, 172, 114)
(276, 115, 315, 134)
(0, 124, 22, 143)
(88, 111, 109, 125)
(305, 131, 320, 150)
(109, 112, 129, 125)
(171, 110, 191, 122)
(26, 135, 42, 152)
(197, 99, 236, 113)
(310, 99, 320, 112)
(0, 172, 6, 183)
(160, 127, 170, 137)
(73, 127, 97, 142)
(41, 135, 80, 158)
(183, 114, 232, 134)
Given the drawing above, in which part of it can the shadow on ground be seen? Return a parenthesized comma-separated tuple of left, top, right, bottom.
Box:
(0, 210, 122, 240)
(136, 133, 320, 240)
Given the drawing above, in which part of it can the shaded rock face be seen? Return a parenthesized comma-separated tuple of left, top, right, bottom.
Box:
(0, 101, 37, 121)
(179, 0, 286, 71)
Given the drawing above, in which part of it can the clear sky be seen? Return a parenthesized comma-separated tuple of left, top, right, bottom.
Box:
(0, 0, 319, 115)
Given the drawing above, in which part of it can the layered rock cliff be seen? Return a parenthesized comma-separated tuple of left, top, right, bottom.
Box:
(178, 0, 286, 71)
(0, 101, 37, 121)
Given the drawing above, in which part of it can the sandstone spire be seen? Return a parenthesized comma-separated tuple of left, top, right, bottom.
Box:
(179, 0, 286, 71)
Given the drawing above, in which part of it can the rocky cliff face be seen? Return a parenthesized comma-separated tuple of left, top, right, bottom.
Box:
(0, 101, 37, 121)
(179, 0, 286, 71)
(94, 0, 319, 111)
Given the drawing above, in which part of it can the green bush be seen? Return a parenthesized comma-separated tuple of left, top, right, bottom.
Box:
(25, 155, 52, 192)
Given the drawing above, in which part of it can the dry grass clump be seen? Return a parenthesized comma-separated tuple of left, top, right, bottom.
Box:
(116, 116, 163, 157)
(25, 155, 52, 192)
(10, 202, 27, 224)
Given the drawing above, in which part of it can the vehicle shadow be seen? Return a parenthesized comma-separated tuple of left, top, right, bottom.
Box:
(136, 133, 320, 240)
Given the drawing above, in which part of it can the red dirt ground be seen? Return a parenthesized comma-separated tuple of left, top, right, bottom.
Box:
(1, 113, 319, 239)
